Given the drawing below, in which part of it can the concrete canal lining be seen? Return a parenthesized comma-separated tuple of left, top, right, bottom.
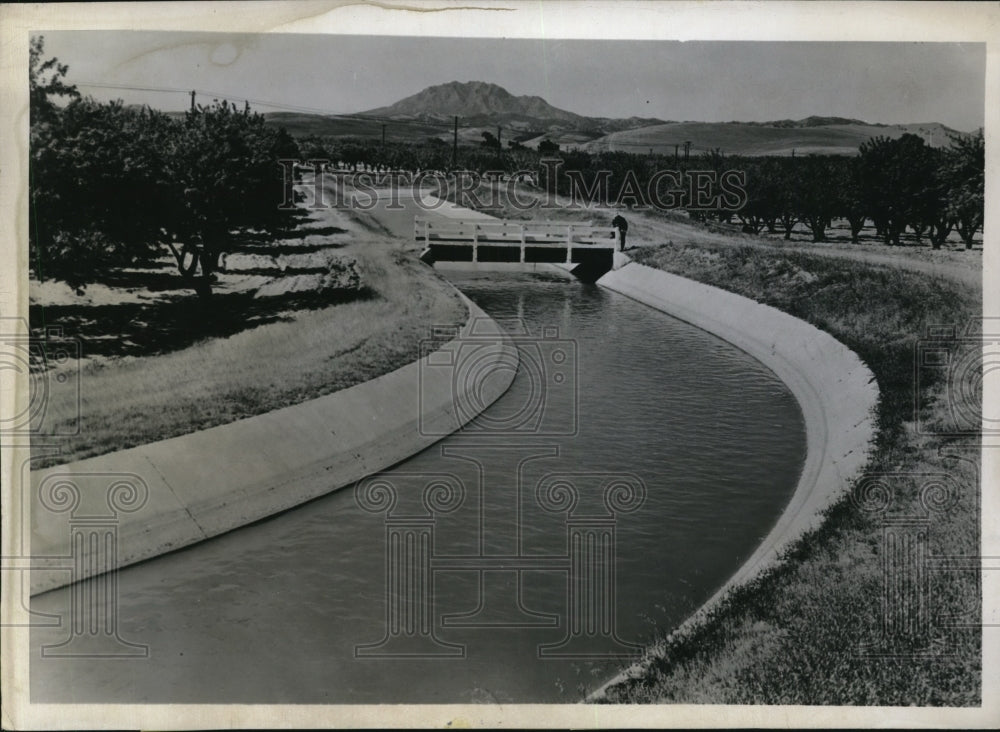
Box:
(29, 295, 517, 596)
(590, 261, 879, 701)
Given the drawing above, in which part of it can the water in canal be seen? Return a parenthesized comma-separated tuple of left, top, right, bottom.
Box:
(31, 273, 806, 704)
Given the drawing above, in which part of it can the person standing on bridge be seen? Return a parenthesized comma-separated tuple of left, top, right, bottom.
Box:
(612, 213, 629, 252)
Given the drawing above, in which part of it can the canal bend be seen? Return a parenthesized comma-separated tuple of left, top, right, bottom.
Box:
(32, 271, 806, 704)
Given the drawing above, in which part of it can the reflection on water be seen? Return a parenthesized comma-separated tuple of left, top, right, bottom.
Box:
(31, 274, 806, 703)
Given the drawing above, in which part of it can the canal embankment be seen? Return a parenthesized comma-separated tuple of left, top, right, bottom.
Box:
(590, 259, 878, 699)
(590, 242, 981, 705)
(29, 294, 517, 596)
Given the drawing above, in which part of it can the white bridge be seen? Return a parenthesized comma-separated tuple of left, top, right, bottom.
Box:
(415, 217, 621, 280)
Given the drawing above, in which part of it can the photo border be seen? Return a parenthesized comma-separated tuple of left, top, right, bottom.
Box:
(1, 1, 997, 728)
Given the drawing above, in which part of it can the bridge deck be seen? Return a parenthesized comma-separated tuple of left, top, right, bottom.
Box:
(415, 217, 619, 264)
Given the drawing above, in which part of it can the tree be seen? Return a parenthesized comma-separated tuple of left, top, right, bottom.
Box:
(299, 135, 332, 161)
(841, 157, 868, 244)
(160, 101, 300, 300)
(797, 156, 843, 242)
(915, 148, 955, 250)
(338, 141, 369, 171)
(29, 45, 300, 301)
(739, 158, 784, 235)
(30, 99, 176, 290)
(29, 36, 79, 124)
(414, 142, 450, 172)
(775, 159, 801, 240)
(538, 138, 560, 155)
(858, 134, 940, 246)
(30, 38, 172, 292)
(943, 130, 984, 249)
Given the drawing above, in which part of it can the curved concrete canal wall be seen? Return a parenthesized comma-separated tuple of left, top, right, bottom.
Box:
(591, 261, 879, 700)
(29, 296, 517, 595)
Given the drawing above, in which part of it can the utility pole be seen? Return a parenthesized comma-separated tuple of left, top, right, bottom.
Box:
(190, 90, 196, 112)
(684, 141, 691, 161)
(382, 124, 386, 146)
(497, 125, 502, 167)
(452, 116, 458, 170)
(674, 143, 679, 159)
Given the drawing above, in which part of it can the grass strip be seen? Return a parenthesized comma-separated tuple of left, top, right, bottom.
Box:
(32, 245, 465, 469)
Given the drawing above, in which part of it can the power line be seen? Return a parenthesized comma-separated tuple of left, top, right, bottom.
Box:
(75, 81, 193, 95)
(72, 81, 451, 129)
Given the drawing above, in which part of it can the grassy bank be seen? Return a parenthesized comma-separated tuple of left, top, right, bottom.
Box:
(600, 243, 981, 705)
(31, 239, 465, 468)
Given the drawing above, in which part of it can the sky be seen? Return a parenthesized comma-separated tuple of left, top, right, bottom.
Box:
(37, 32, 986, 131)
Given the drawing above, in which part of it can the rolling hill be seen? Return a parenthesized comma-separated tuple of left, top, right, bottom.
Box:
(579, 120, 961, 157)
(262, 111, 449, 143)
(256, 81, 965, 157)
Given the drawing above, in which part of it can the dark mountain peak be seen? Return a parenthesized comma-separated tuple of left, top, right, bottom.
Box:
(435, 80, 511, 101)
(362, 81, 585, 124)
(453, 80, 508, 93)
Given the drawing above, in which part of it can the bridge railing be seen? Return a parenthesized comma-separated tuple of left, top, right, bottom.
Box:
(414, 217, 619, 249)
